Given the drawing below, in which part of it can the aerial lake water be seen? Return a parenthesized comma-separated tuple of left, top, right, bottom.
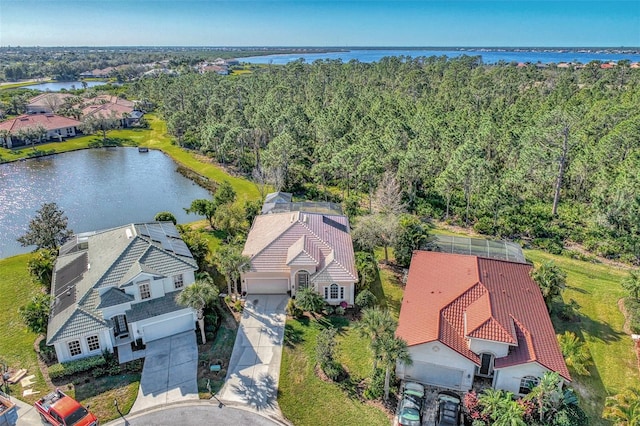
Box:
(21, 81, 109, 91)
(239, 48, 640, 65)
(0, 148, 210, 259)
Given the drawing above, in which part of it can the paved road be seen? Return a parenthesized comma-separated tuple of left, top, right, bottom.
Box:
(105, 401, 285, 426)
(219, 294, 287, 416)
(130, 331, 199, 413)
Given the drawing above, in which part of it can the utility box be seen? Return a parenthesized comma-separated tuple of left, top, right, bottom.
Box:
(0, 396, 18, 426)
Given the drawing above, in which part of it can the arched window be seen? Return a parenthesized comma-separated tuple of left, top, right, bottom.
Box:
(519, 376, 539, 395)
(330, 283, 339, 299)
(297, 271, 309, 290)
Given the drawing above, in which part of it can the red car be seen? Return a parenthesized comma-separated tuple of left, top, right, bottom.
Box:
(34, 389, 98, 426)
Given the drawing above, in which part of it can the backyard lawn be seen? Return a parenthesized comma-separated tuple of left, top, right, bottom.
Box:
(0, 254, 49, 402)
(525, 250, 637, 425)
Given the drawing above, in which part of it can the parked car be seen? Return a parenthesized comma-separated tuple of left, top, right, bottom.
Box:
(34, 389, 98, 426)
(398, 382, 425, 426)
(436, 391, 462, 426)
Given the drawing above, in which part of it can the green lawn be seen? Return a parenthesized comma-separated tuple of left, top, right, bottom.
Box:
(525, 250, 637, 425)
(279, 317, 390, 426)
(0, 254, 49, 403)
(71, 374, 140, 422)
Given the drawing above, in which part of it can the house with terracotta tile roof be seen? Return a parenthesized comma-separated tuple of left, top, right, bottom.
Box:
(396, 251, 570, 395)
(0, 114, 82, 148)
(241, 210, 358, 305)
(26, 93, 74, 114)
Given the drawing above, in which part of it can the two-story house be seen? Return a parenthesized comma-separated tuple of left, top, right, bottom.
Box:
(46, 222, 198, 364)
(395, 251, 570, 395)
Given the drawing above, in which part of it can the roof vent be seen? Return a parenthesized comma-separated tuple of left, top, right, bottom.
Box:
(303, 214, 308, 223)
(125, 228, 133, 239)
(290, 213, 295, 223)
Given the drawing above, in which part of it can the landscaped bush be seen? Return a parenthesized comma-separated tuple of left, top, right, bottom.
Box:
(335, 306, 345, 316)
(355, 289, 377, 309)
(286, 298, 303, 318)
(364, 368, 384, 400)
(49, 354, 107, 379)
(625, 298, 640, 334)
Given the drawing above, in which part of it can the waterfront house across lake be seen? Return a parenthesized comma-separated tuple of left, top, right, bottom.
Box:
(0, 114, 82, 148)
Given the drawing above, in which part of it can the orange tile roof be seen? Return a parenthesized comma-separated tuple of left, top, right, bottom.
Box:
(396, 251, 570, 380)
(0, 114, 81, 133)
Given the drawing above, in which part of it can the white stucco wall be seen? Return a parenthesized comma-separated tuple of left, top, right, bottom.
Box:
(318, 281, 354, 305)
(129, 308, 196, 344)
(468, 337, 511, 358)
(494, 362, 555, 395)
(54, 328, 113, 363)
(397, 341, 477, 390)
(161, 270, 195, 294)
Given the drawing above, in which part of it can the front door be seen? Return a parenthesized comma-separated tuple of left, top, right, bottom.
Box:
(114, 314, 129, 338)
(478, 353, 494, 377)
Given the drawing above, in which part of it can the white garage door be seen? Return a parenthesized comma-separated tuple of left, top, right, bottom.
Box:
(405, 362, 464, 390)
(245, 278, 288, 294)
(142, 313, 194, 343)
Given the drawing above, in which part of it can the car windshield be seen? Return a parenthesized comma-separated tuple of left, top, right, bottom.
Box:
(403, 393, 422, 410)
(64, 407, 89, 426)
(400, 407, 421, 425)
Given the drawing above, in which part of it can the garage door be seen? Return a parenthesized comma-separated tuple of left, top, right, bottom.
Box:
(142, 313, 194, 343)
(405, 361, 464, 390)
(245, 278, 288, 294)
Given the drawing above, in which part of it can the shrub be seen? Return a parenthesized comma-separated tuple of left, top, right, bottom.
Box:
(355, 289, 377, 309)
(324, 305, 334, 315)
(48, 355, 107, 379)
(323, 361, 344, 382)
(473, 217, 495, 235)
(286, 298, 303, 318)
(364, 368, 384, 400)
(316, 327, 338, 368)
(335, 306, 345, 316)
(233, 300, 243, 312)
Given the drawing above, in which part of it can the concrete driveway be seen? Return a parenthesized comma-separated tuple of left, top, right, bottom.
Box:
(130, 331, 199, 413)
(219, 294, 288, 415)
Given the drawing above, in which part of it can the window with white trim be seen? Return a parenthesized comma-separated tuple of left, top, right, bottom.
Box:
(173, 274, 184, 289)
(86, 335, 100, 352)
(139, 280, 151, 300)
(324, 283, 344, 300)
(68, 340, 82, 357)
(519, 376, 539, 395)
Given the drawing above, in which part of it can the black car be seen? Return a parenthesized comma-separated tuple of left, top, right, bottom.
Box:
(436, 391, 462, 426)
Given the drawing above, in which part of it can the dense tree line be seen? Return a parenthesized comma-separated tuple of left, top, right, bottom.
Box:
(128, 57, 640, 263)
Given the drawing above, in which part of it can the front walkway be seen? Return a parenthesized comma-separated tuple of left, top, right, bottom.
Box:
(218, 294, 288, 416)
(130, 331, 199, 413)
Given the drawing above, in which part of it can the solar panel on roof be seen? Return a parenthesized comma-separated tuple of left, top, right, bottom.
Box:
(171, 239, 192, 257)
(160, 223, 180, 238)
(54, 253, 87, 296)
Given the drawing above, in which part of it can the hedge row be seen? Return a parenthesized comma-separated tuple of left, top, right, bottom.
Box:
(48, 355, 107, 380)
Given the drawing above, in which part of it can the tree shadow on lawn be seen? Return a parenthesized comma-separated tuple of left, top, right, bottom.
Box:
(284, 322, 305, 348)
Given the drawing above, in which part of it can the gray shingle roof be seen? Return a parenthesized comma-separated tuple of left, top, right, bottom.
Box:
(125, 291, 185, 322)
(98, 287, 134, 309)
(47, 222, 197, 346)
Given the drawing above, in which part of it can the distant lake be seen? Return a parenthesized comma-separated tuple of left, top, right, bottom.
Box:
(0, 148, 210, 259)
(22, 81, 109, 91)
(239, 48, 640, 65)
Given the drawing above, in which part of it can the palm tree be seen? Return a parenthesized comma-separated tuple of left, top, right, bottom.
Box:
(493, 399, 526, 426)
(524, 371, 574, 424)
(479, 388, 510, 418)
(372, 334, 411, 401)
(355, 307, 397, 371)
(604, 388, 640, 426)
(557, 331, 594, 376)
(622, 270, 640, 301)
(212, 244, 250, 299)
(530, 261, 567, 311)
(177, 279, 219, 344)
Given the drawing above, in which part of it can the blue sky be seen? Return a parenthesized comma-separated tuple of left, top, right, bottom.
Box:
(1, 1, 638, 47)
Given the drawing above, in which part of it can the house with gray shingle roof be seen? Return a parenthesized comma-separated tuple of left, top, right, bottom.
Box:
(46, 222, 198, 363)
(242, 210, 358, 305)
